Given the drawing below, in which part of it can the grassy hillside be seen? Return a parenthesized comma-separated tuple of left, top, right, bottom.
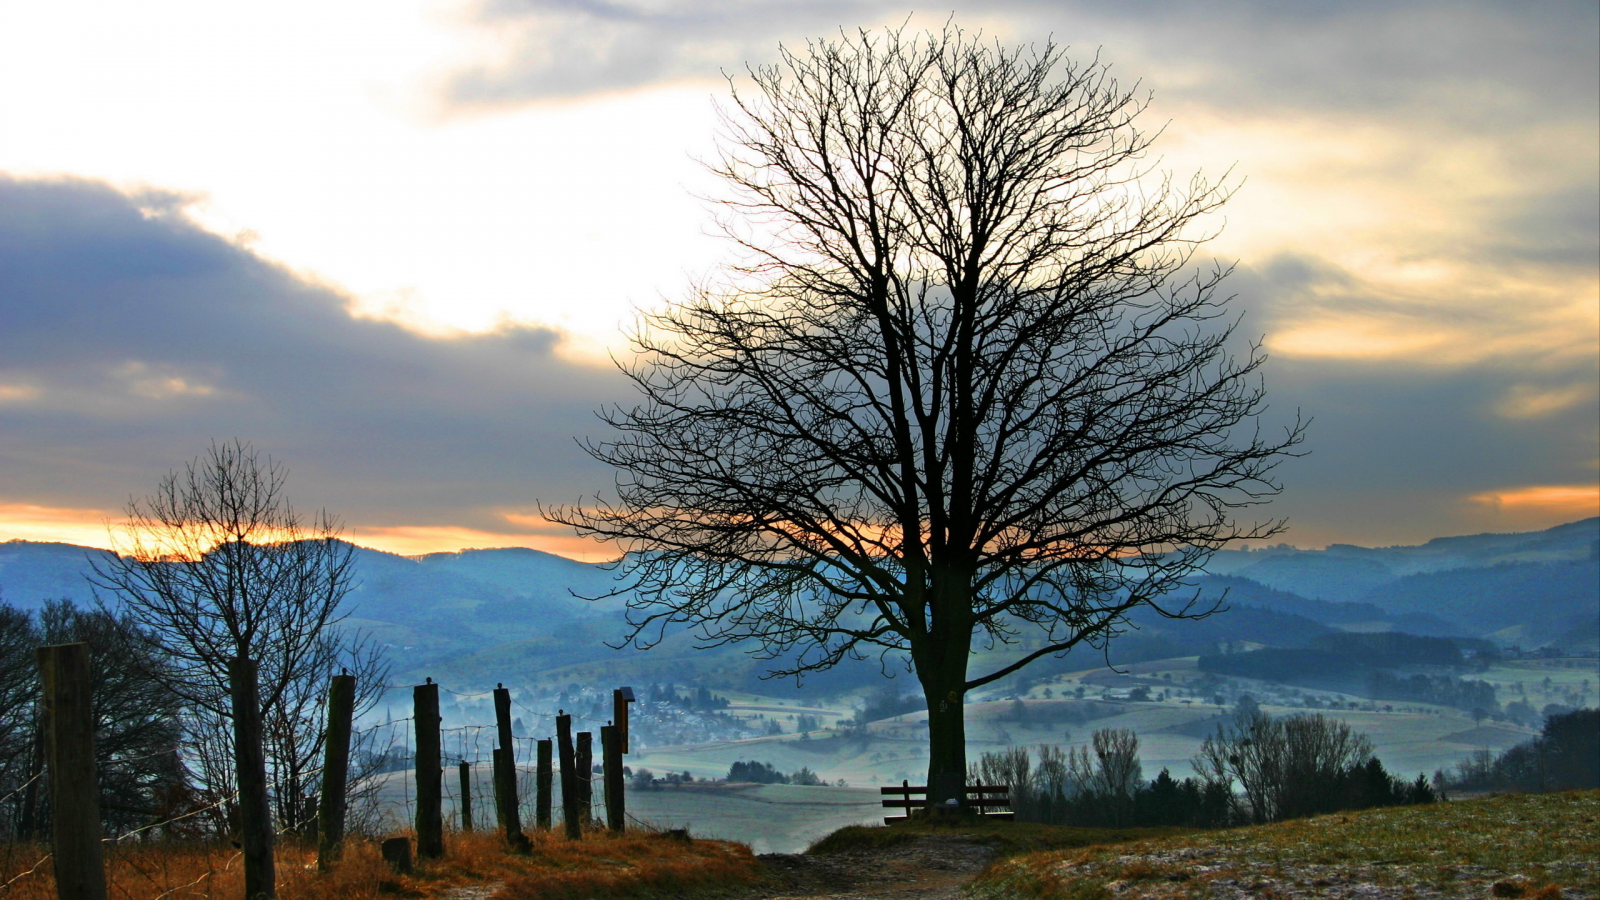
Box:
(967, 789, 1599, 899)
(0, 828, 761, 900)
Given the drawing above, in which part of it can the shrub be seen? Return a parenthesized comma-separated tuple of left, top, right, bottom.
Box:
(727, 760, 789, 784)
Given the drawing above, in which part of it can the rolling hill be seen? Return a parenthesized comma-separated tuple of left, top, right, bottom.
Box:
(1, 517, 1594, 691)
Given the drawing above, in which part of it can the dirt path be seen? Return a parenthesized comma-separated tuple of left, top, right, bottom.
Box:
(439, 833, 997, 900)
(739, 834, 998, 900)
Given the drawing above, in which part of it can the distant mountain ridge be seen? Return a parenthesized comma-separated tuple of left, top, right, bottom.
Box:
(1, 517, 1595, 687)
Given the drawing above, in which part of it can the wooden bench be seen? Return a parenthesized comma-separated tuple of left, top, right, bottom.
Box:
(880, 780, 1013, 823)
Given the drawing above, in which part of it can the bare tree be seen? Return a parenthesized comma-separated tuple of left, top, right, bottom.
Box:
(552, 25, 1303, 803)
(1194, 709, 1374, 823)
(91, 440, 384, 887)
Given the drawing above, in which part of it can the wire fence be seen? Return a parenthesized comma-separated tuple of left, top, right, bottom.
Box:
(349, 710, 612, 833)
(0, 681, 633, 895)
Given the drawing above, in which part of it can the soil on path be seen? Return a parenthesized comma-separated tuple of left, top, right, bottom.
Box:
(736, 833, 999, 900)
(438, 833, 997, 900)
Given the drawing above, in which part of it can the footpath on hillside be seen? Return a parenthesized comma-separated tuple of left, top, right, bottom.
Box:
(748, 833, 998, 900)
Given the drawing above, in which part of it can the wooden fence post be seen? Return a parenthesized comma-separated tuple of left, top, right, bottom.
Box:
(492, 747, 508, 828)
(492, 684, 525, 843)
(556, 711, 580, 839)
(36, 643, 106, 900)
(601, 724, 624, 832)
(228, 656, 276, 900)
(458, 761, 473, 832)
(536, 739, 553, 829)
(414, 679, 443, 858)
(316, 672, 356, 870)
(612, 688, 628, 752)
(575, 731, 593, 826)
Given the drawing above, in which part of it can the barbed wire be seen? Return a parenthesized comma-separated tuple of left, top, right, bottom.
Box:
(0, 853, 51, 892)
(105, 788, 241, 844)
(0, 772, 41, 809)
(147, 862, 231, 900)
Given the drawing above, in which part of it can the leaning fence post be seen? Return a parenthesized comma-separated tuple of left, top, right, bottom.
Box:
(458, 760, 473, 832)
(536, 739, 553, 830)
(556, 711, 580, 839)
(414, 679, 443, 858)
(492, 683, 526, 845)
(228, 656, 276, 900)
(36, 642, 106, 900)
(317, 672, 356, 870)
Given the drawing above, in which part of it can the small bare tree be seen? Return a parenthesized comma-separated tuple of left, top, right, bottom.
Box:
(1194, 708, 1373, 823)
(553, 25, 1302, 804)
(92, 441, 384, 894)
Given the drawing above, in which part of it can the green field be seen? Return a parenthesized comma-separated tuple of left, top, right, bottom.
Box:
(968, 789, 1600, 899)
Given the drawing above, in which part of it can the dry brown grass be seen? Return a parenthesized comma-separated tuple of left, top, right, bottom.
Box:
(0, 827, 761, 900)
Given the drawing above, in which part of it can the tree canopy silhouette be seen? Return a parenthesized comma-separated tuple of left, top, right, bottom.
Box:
(552, 25, 1303, 804)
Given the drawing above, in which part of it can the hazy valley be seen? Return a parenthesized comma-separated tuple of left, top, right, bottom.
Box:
(3, 518, 1595, 850)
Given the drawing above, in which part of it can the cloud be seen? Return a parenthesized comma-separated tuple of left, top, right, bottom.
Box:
(1469, 485, 1600, 516)
(1249, 349, 1598, 547)
(0, 175, 628, 546)
(437, 0, 887, 106)
(0, 171, 1592, 555)
(436, 0, 1598, 130)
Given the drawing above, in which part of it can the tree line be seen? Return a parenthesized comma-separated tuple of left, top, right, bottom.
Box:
(970, 706, 1436, 828)
(0, 600, 182, 840)
(1435, 708, 1598, 793)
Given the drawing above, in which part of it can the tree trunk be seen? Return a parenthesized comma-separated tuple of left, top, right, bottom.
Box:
(19, 725, 43, 840)
(916, 622, 971, 810)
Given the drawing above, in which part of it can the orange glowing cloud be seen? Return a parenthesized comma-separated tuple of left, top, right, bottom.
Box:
(0, 502, 612, 563)
(0, 502, 118, 549)
(1468, 485, 1600, 520)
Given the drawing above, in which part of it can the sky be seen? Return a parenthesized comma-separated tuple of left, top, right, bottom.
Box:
(0, 0, 1595, 560)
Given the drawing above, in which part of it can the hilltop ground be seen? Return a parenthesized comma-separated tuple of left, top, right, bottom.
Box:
(683, 790, 1599, 900)
(964, 790, 1598, 900)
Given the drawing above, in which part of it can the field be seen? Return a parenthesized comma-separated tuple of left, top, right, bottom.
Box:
(364, 768, 883, 854)
(625, 656, 1597, 787)
(967, 789, 1600, 899)
(346, 652, 1597, 861)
